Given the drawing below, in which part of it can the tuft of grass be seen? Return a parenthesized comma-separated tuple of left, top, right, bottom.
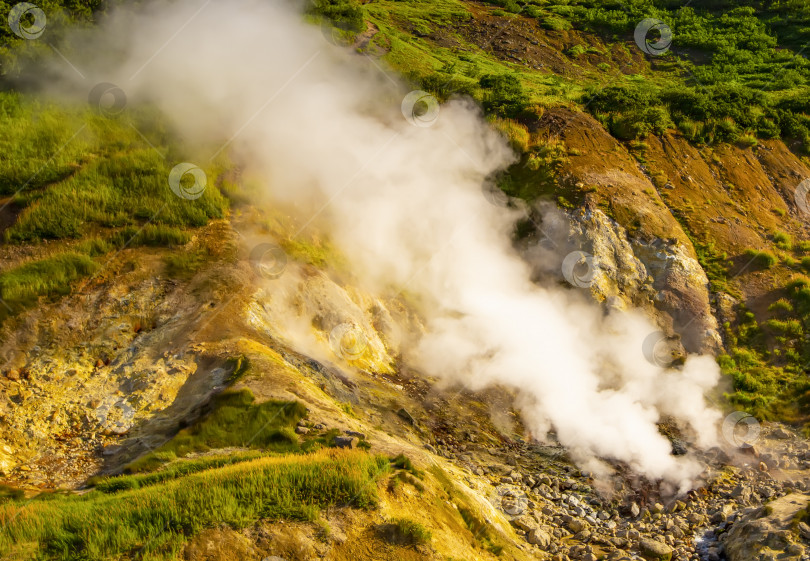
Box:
(769, 299, 794, 315)
(744, 249, 778, 269)
(765, 318, 804, 338)
(773, 231, 793, 251)
(381, 518, 432, 546)
(0, 450, 389, 561)
(124, 390, 307, 473)
(0, 485, 24, 505)
(0, 252, 97, 305)
(488, 116, 530, 153)
(390, 454, 422, 478)
(163, 249, 207, 279)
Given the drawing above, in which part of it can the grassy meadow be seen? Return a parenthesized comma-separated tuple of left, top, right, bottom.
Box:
(0, 450, 389, 561)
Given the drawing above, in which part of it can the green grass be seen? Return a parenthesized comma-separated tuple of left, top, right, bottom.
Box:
(279, 236, 345, 269)
(721, 283, 810, 427)
(385, 0, 810, 149)
(744, 249, 778, 270)
(0, 485, 24, 505)
(124, 389, 308, 473)
(693, 240, 737, 297)
(6, 147, 226, 243)
(390, 454, 422, 479)
(0, 252, 97, 305)
(0, 90, 228, 244)
(0, 450, 389, 561)
(382, 518, 432, 546)
(773, 231, 793, 251)
(162, 249, 207, 279)
(0, 91, 231, 324)
(89, 451, 268, 493)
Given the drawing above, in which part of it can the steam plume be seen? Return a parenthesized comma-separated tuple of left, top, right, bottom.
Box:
(48, 0, 721, 488)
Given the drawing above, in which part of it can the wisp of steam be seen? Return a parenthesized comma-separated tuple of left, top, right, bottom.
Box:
(49, 0, 722, 488)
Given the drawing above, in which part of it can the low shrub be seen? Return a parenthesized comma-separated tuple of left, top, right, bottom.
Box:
(744, 249, 778, 269)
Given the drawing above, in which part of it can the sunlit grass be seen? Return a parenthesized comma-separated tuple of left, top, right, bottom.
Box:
(0, 252, 97, 304)
(0, 450, 389, 561)
(123, 389, 308, 473)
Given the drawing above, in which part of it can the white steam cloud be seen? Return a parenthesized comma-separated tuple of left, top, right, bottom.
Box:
(50, 0, 721, 488)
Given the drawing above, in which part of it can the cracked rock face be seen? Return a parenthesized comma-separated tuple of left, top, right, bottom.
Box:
(722, 493, 810, 561)
(556, 207, 722, 356)
(246, 266, 403, 374)
(0, 278, 217, 488)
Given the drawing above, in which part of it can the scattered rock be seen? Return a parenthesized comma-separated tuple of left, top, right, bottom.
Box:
(798, 521, 810, 541)
(638, 538, 673, 561)
(527, 527, 551, 548)
(294, 426, 309, 435)
(396, 408, 415, 425)
(332, 436, 359, 449)
(567, 519, 587, 533)
(724, 494, 810, 561)
(511, 515, 537, 532)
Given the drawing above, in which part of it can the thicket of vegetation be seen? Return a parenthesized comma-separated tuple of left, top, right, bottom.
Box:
(477, 0, 810, 148)
(0, 1, 106, 75)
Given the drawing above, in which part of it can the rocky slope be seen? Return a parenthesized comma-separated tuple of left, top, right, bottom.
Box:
(4, 1, 810, 559)
(0, 204, 809, 560)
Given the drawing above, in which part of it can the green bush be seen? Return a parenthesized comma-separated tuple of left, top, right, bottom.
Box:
(307, 0, 365, 32)
(744, 249, 778, 269)
(479, 74, 529, 119)
(382, 518, 432, 546)
(773, 231, 793, 251)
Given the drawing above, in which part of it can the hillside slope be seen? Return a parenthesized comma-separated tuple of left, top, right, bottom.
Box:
(3, 0, 810, 560)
